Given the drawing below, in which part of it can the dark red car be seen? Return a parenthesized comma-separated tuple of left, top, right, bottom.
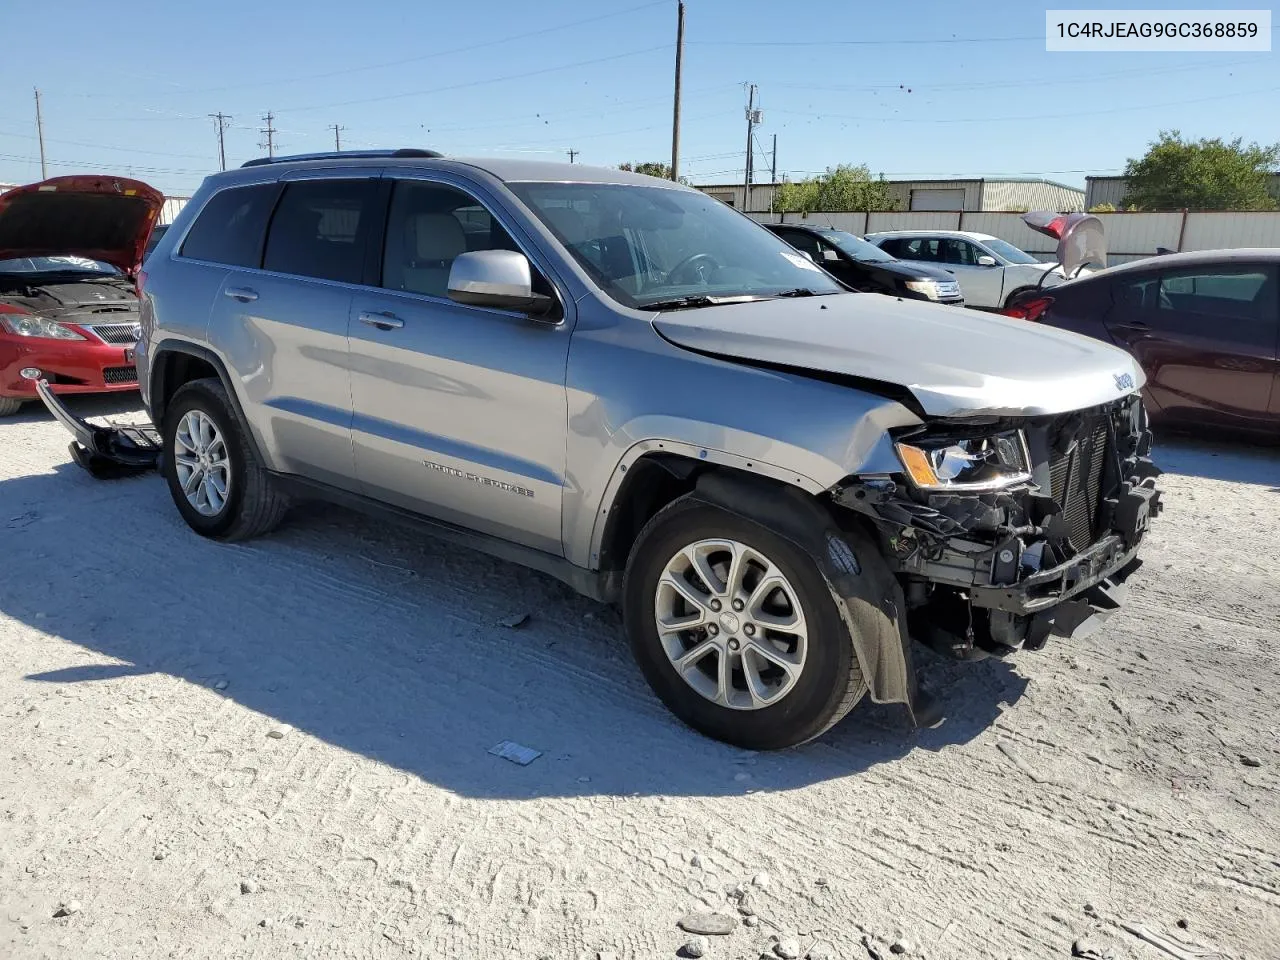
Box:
(0, 175, 165, 416)
(1004, 249, 1280, 438)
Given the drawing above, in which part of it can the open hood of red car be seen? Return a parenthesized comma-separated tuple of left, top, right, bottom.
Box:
(0, 175, 166, 276)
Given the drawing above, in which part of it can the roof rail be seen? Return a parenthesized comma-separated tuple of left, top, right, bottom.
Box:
(240, 148, 443, 168)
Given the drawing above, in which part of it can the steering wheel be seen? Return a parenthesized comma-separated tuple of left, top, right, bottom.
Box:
(667, 252, 721, 286)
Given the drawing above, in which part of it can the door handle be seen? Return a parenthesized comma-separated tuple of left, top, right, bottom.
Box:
(358, 310, 404, 331)
(224, 286, 259, 303)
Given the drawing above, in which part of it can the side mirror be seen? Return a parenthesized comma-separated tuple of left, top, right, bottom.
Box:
(822, 249, 839, 262)
(976, 255, 998, 267)
(447, 250, 556, 317)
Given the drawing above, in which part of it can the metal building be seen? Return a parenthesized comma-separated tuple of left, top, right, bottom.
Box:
(1085, 173, 1280, 210)
(694, 177, 1084, 214)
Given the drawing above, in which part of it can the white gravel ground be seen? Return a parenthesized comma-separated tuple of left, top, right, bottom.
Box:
(1, 395, 1278, 960)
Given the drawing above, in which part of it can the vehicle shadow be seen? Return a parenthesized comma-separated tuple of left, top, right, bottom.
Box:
(1, 452, 1028, 801)
(1155, 434, 1280, 487)
(3, 390, 143, 426)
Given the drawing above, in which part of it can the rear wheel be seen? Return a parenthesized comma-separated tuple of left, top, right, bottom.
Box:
(0, 397, 24, 416)
(1004, 286, 1038, 310)
(623, 497, 869, 750)
(161, 378, 288, 541)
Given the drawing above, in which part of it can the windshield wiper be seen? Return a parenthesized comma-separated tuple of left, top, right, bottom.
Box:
(772, 287, 821, 298)
(640, 294, 768, 311)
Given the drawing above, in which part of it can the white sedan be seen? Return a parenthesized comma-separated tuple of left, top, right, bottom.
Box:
(864, 229, 1092, 310)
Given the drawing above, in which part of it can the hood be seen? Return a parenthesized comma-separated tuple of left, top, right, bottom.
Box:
(863, 257, 956, 283)
(0, 175, 165, 276)
(652, 293, 1145, 419)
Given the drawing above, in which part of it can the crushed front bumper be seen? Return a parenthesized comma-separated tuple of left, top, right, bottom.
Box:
(32, 377, 160, 478)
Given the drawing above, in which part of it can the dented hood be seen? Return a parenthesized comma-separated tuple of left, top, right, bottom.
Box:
(0, 175, 165, 276)
(653, 293, 1145, 419)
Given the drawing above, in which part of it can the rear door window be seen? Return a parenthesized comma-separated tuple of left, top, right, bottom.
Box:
(1158, 267, 1276, 323)
(262, 179, 377, 284)
(179, 183, 281, 268)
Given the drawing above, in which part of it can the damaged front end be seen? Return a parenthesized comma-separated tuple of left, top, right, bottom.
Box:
(833, 394, 1163, 661)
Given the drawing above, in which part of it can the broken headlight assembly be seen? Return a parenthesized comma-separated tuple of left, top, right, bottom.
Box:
(894, 430, 1032, 492)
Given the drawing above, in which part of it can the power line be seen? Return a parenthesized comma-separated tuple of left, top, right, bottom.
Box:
(277, 45, 670, 113)
(330, 124, 344, 151)
(772, 84, 1280, 125)
(167, 0, 671, 97)
(209, 112, 231, 171)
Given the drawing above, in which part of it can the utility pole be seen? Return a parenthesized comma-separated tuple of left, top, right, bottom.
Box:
(330, 124, 344, 151)
(670, 0, 685, 182)
(770, 133, 778, 214)
(567, 148, 579, 164)
(33, 88, 47, 179)
(259, 112, 277, 158)
(743, 84, 759, 213)
(209, 112, 231, 171)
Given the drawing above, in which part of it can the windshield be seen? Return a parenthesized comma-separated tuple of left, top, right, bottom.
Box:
(0, 255, 120, 276)
(980, 238, 1038, 265)
(507, 182, 843, 308)
(820, 230, 895, 263)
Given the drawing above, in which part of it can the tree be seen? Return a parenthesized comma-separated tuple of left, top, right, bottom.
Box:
(774, 164, 897, 213)
(1088, 203, 1117, 213)
(1122, 131, 1280, 211)
(619, 161, 687, 184)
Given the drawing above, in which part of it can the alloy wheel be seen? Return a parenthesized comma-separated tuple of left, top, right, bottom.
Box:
(173, 410, 231, 517)
(654, 538, 809, 710)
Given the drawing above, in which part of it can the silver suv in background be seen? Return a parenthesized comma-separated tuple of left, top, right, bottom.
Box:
(136, 150, 1162, 750)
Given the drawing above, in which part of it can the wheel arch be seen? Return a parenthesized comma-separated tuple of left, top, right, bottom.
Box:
(149, 339, 265, 463)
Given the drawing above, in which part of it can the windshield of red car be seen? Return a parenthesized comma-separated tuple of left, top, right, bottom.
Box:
(0, 255, 121, 277)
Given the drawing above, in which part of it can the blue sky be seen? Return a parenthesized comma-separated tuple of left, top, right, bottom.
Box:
(1, 0, 1276, 196)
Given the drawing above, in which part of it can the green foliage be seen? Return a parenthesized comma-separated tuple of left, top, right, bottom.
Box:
(774, 164, 898, 213)
(1088, 203, 1117, 213)
(619, 161, 688, 184)
(1122, 131, 1280, 211)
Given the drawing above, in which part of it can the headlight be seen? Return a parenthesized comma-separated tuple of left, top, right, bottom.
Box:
(895, 430, 1032, 491)
(0, 312, 85, 340)
(903, 279, 940, 301)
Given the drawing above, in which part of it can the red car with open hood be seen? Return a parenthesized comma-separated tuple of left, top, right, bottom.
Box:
(0, 175, 164, 415)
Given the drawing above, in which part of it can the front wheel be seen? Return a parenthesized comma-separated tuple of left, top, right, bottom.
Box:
(161, 378, 288, 541)
(623, 497, 869, 750)
(0, 397, 24, 416)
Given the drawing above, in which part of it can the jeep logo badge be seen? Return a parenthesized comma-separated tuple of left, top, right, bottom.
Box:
(1114, 372, 1135, 391)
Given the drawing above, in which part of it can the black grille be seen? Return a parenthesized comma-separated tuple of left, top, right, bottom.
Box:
(102, 366, 139, 385)
(91, 324, 141, 345)
(1049, 417, 1110, 551)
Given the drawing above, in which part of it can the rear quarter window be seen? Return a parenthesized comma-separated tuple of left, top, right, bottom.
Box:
(179, 183, 282, 268)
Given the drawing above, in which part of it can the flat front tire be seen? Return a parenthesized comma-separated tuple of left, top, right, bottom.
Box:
(623, 497, 869, 750)
(161, 378, 287, 541)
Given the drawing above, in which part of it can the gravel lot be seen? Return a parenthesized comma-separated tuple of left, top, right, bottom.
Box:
(1, 395, 1278, 960)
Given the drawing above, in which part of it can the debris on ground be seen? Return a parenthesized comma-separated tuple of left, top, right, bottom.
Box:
(1072, 937, 1115, 959)
(889, 938, 913, 955)
(240, 879, 259, 895)
(52, 900, 81, 918)
(1119, 921, 1220, 960)
(774, 939, 801, 959)
(497, 613, 530, 629)
(266, 724, 292, 740)
(213, 679, 229, 691)
(488, 740, 542, 766)
(680, 935, 709, 958)
(1239, 754, 1262, 768)
(751, 870, 771, 890)
(677, 912, 737, 936)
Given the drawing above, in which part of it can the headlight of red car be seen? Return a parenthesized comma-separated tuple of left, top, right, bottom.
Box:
(0, 311, 86, 340)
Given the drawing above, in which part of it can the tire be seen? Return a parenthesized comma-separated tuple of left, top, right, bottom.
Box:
(623, 496, 873, 750)
(0, 397, 24, 416)
(1004, 286, 1037, 310)
(161, 377, 288, 541)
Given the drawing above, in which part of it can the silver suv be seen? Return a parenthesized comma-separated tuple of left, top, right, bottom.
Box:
(137, 150, 1162, 750)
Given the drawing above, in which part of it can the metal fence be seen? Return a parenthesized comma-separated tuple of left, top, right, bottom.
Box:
(751, 210, 1280, 265)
